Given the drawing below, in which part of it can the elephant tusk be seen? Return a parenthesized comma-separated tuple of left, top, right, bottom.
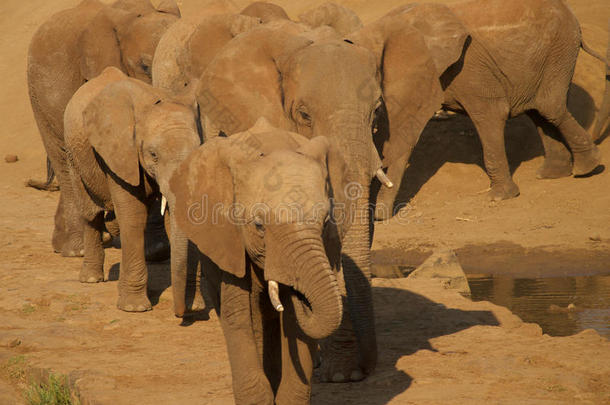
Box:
(160, 195, 167, 216)
(268, 280, 284, 312)
(375, 168, 393, 188)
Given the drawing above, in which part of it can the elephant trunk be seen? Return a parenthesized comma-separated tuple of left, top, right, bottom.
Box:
(271, 227, 343, 340)
(340, 183, 377, 374)
(166, 191, 188, 317)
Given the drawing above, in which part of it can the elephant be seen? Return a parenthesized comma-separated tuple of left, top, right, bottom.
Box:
(592, 21, 610, 142)
(194, 21, 396, 382)
(169, 119, 347, 404)
(152, 2, 362, 96)
(64, 67, 201, 314)
(27, 0, 180, 256)
(346, 0, 606, 219)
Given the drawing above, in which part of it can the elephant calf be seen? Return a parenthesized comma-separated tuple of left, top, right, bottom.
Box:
(170, 119, 348, 404)
(64, 67, 201, 314)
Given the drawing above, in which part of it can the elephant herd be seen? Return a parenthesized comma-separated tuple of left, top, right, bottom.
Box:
(26, 0, 609, 403)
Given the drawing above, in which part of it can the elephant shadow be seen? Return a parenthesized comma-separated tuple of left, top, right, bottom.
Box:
(311, 284, 499, 405)
(391, 83, 597, 207)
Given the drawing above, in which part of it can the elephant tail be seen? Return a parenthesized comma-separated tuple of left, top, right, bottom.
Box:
(25, 156, 59, 191)
(580, 39, 609, 69)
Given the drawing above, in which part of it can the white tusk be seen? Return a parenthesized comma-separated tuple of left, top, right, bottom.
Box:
(375, 168, 393, 188)
(160, 195, 167, 216)
(268, 280, 284, 312)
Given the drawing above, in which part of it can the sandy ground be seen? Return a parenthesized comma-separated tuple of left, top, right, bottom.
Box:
(1, 0, 609, 404)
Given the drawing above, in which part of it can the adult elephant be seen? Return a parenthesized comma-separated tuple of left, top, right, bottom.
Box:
(194, 22, 403, 382)
(349, 0, 606, 219)
(27, 0, 180, 256)
(152, 2, 362, 95)
(64, 67, 201, 314)
(170, 120, 347, 404)
(592, 22, 610, 141)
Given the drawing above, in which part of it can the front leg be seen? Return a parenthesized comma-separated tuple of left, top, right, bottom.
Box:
(275, 292, 316, 405)
(79, 211, 105, 283)
(109, 181, 151, 312)
(220, 271, 273, 405)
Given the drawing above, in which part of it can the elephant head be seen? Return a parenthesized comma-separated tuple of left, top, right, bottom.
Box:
(298, 2, 363, 36)
(240, 1, 290, 23)
(346, 4, 470, 218)
(79, 0, 180, 83)
(152, 13, 262, 94)
(196, 22, 395, 378)
(82, 73, 201, 316)
(170, 119, 350, 339)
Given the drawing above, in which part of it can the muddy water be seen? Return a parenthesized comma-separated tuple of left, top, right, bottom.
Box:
(467, 274, 610, 339)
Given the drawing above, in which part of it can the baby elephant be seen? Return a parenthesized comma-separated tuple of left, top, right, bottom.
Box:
(64, 67, 201, 314)
(170, 119, 350, 404)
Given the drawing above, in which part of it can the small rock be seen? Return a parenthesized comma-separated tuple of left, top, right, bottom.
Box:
(4, 154, 18, 163)
(8, 338, 21, 348)
(589, 235, 602, 242)
(408, 250, 471, 296)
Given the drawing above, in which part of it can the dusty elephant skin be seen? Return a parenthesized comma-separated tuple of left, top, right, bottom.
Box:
(195, 19, 400, 382)
(349, 0, 607, 219)
(170, 121, 347, 404)
(64, 67, 202, 314)
(27, 0, 180, 256)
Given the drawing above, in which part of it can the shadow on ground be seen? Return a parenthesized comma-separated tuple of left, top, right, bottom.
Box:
(311, 285, 499, 404)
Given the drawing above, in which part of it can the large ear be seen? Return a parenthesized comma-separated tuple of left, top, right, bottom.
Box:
(169, 137, 245, 276)
(82, 82, 140, 186)
(299, 2, 363, 36)
(348, 4, 469, 166)
(79, 8, 133, 81)
(197, 25, 312, 135)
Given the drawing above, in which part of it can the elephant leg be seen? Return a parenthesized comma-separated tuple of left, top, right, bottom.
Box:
(79, 211, 105, 283)
(527, 110, 573, 179)
(220, 271, 274, 405)
(467, 107, 519, 201)
(374, 153, 408, 221)
(275, 293, 316, 405)
(34, 107, 83, 256)
(110, 182, 151, 312)
(543, 108, 601, 176)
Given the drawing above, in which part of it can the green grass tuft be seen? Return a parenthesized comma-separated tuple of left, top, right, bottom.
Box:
(25, 373, 77, 405)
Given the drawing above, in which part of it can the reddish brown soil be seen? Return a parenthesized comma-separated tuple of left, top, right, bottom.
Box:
(1, 0, 609, 404)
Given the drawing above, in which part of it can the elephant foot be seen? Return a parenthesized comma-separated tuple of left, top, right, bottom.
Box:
(488, 180, 520, 202)
(536, 157, 573, 179)
(144, 240, 170, 262)
(319, 337, 366, 383)
(117, 293, 152, 312)
(60, 238, 84, 257)
(79, 264, 104, 283)
(573, 146, 602, 176)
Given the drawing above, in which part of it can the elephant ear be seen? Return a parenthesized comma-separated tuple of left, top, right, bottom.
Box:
(169, 137, 245, 277)
(82, 81, 140, 186)
(79, 8, 133, 81)
(299, 2, 363, 36)
(197, 25, 312, 136)
(348, 4, 469, 167)
(297, 136, 351, 239)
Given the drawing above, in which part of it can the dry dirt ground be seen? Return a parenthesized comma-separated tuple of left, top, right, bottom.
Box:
(1, 0, 609, 404)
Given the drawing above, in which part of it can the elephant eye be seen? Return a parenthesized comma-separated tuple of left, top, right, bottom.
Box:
(149, 150, 158, 162)
(297, 109, 312, 127)
(253, 217, 264, 233)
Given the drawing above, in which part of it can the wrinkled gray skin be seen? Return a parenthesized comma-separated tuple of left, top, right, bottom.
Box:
(64, 67, 201, 315)
(351, 0, 605, 219)
(27, 0, 179, 256)
(171, 123, 348, 404)
(592, 22, 610, 141)
(196, 21, 388, 382)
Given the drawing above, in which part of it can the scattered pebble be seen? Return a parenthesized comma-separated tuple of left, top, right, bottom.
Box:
(4, 154, 18, 163)
(589, 235, 602, 242)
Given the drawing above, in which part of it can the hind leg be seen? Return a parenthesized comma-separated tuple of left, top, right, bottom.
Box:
(540, 108, 601, 176)
(527, 110, 573, 179)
